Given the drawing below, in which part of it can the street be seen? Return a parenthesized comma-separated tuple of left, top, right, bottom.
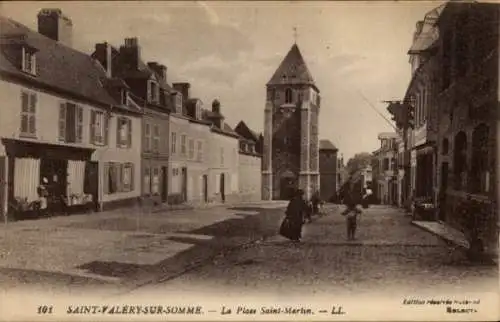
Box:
(122, 204, 498, 302)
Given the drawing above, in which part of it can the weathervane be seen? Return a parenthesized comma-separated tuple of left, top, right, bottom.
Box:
(293, 26, 298, 44)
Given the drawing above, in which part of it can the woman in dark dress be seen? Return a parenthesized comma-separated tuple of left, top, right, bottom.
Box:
(282, 189, 308, 242)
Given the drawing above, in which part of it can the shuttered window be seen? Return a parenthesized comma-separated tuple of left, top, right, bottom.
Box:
(117, 117, 132, 148)
(105, 162, 135, 194)
(91, 110, 107, 145)
(59, 103, 83, 143)
(20, 91, 37, 136)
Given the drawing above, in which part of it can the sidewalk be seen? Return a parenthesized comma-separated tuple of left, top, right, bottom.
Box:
(0, 200, 287, 292)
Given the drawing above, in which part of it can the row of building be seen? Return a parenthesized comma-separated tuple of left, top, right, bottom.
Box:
(0, 9, 263, 220)
(372, 2, 498, 256)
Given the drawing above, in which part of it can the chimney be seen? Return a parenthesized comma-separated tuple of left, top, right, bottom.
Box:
(173, 82, 190, 103)
(119, 37, 141, 70)
(37, 8, 73, 47)
(211, 99, 224, 128)
(147, 62, 167, 82)
(94, 42, 113, 78)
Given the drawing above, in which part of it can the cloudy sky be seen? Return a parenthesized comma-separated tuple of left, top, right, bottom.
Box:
(1, 1, 443, 160)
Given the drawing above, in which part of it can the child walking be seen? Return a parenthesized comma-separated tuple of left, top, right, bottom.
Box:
(340, 176, 363, 240)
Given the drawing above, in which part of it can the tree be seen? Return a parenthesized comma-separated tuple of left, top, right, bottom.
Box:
(346, 152, 372, 175)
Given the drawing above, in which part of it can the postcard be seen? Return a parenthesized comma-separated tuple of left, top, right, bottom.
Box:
(0, 1, 498, 321)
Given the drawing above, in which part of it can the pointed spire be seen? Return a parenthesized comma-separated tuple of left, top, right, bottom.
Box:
(293, 26, 298, 44)
(267, 43, 316, 88)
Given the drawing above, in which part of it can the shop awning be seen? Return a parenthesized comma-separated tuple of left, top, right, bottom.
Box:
(2, 138, 95, 160)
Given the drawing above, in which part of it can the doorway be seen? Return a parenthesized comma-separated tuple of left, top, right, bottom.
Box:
(280, 177, 296, 200)
(84, 161, 99, 211)
(161, 166, 168, 202)
(439, 162, 449, 222)
(220, 173, 225, 202)
(202, 175, 208, 203)
(181, 167, 187, 202)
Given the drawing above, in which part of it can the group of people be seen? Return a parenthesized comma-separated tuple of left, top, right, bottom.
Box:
(279, 177, 373, 242)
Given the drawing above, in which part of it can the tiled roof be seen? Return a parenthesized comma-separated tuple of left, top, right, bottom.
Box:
(235, 120, 260, 142)
(319, 139, 338, 151)
(0, 16, 135, 113)
(267, 43, 315, 87)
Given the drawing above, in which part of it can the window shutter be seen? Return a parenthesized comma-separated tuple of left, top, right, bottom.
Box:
(130, 163, 135, 191)
(76, 106, 83, 143)
(59, 103, 67, 141)
(103, 162, 110, 194)
(104, 114, 109, 145)
(147, 82, 151, 102)
(90, 110, 96, 144)
(128, 119, 132, 148)
(117, 163, 123, 192)
(29, 94, 37, 134)
(116, 118, 120, 147)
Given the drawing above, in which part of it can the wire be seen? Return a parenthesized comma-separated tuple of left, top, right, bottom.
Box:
(356, 91, 399, 133)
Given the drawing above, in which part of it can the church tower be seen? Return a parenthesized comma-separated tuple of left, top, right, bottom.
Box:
(262, 43, 320, 200)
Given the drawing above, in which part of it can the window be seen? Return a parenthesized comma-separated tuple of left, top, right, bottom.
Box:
(383, 158, 389, 171)
(220, 147, 224, 167)
(22, 47, 36, 75)
(197, 141, 203, 161)
(144, 123, 151, 151)
(121, 90, 128, 106)
(171, 132, 177, 153)
(148, 81, 159, 104)
(442, 138, 449, 155)
(188, 139, 194, 160)
(143, 167, 151, 194)
(59, 103, 83, 143)
(175, 93, 183, 113)
(152, 167, 159, 194)
(105, 162, 134, 194)
(90, 110, 108, 145)
(117, 117, 132, 148)
(181, 134, 187, 155)
(470, 124, 489, 194)
(121, 163, 134, 192)
(152, 125, 160, 151)
(20, 91, 36, 136)
(285, 88, 293, 104)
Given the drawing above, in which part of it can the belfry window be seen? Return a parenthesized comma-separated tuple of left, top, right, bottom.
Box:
(285, 88, 293, 104)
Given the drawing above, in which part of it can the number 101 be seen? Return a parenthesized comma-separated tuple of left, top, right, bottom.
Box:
(37, 306, 53, 314)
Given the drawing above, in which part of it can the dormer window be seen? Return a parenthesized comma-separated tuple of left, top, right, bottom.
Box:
(121, 89, 128, 106)
(285, 88, 293, 104)
(148, 80, 160, 104)
(175, 93, 183, 114)
(22, 47, 36, 75)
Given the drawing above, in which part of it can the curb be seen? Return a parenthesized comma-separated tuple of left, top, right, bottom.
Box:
(411, 220, 469, 250)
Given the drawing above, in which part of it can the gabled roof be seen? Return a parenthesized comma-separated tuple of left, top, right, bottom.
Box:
(235, 120, 260, 142)
(267, 43, 316, 89)
(319, 139, 338, 151)
(0, 16, 127, 111)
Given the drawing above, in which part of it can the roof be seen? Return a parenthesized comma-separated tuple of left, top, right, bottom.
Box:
(0, 16, 133, 112)
(408, 5, 444, 54)
(235, 120, 261, 142)
(319, 139, 338, 151)
(377, 132, 398, 139)
(267, 43, 316, 89)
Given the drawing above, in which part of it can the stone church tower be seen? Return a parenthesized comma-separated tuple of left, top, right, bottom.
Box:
(262, 43, 320, 200)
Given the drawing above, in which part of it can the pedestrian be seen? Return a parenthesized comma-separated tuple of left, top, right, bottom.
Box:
(36, 177, 49, 217)
(341, 179, 363, 240)
(311, 190, 322, 216)
(280, 189, 308, 242)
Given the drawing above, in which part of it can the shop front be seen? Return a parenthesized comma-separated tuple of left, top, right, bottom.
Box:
(2, 138, 97, 220)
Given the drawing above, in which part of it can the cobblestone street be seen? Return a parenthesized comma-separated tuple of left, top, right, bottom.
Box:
(126, 205, 498, 300)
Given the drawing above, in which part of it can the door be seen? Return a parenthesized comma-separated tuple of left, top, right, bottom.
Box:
(439, 162, 449, 221)
(181, 167, 187, 202)
(161, 166, 168, 202)
(220, 173, 225, 202)
(0, 156, 6, 220)
(84, 161, 99, 211)
(280, 177, 296, 200)
(202, 175, 208, 203)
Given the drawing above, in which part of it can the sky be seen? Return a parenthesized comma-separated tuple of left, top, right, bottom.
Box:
(0, 1, 444, 160)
